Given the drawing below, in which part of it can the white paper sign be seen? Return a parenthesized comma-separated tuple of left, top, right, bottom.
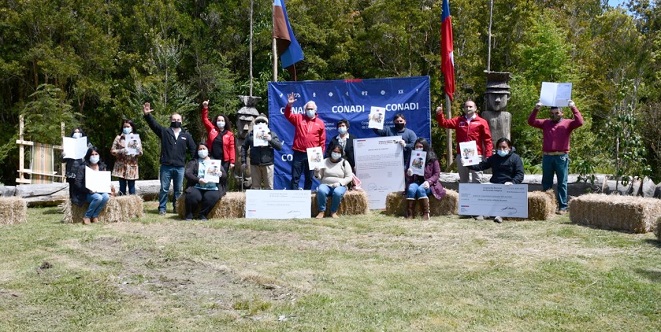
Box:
(252, 123, 270, 147)
(202, 159, 223, 183)
(245, 189, 311, 219)
(125, 134, 141, 156)
(367, 106, 386, 130)
(354, 136, 405, 209)
(409, 151, 426, 176)
(459, 141, 481, 166)
(306, 147, 324, 170)
(458, 183, 528, 218)
(85, 166, 112, 193)
(539, 82, 573, 107)
(63, 137, 88, 159)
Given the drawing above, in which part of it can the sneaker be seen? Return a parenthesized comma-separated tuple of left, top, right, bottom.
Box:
(556, 209, 568, 215)
(158, 210, 166, 216)
(474, 215, 484, 221)
(494, 216, 503, 223)
(315, 212, 325, 219)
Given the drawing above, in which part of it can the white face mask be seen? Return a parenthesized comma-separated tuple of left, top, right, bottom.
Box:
(497, 149, 510, 157)
(331, 152, 342, 160)
(122, 127, 132, 135)
(89, 155, 100, 164)
(337, 127, 347, 135)
(216, 121, 225, 129)
(415, 147, 423, 151)
(306, 110, 316, 118)
(198, 150, 209, 158)
(73, 133, 82, 139)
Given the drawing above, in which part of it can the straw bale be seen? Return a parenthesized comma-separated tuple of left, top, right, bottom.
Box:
(311, 190, 369, 217)
(526, 190, 557, 220)
(569, 194, 661, 233)
(384, 189, 458, 217)
(177, 192, 246, 219)
(656, 217, 661, 241)
(0, 197, 28, 225)
(61, 195, 144, 223)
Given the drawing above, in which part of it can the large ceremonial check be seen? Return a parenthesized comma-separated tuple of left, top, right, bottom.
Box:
(458, 183, 528, 218)
(245, 190, 311, 219)
(354, 136, 405, 209)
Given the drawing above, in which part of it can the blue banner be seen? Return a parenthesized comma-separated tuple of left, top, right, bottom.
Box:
(268, 76, 431, 190)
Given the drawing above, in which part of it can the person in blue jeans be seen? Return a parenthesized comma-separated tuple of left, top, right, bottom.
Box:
(143, 102, 197, 215)
(70, 147, 114, 224)
(313, 144, 354, 218)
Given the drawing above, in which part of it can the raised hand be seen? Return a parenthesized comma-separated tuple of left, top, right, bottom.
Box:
(143, 102, 153, 115)
(287, 93, 296, 105)
(568, 100, 576, 108)
(435, 106, 443, 116)
(202, 100, 209, 108)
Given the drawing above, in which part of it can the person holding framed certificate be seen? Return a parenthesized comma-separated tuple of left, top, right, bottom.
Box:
(404, 138, 446, 220)
(201, 100, 236, 176)
(111, 119, 143, 195)
(183, 143, 227, 220)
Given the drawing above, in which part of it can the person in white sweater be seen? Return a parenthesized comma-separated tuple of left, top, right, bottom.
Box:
(314, 144, 354, 218)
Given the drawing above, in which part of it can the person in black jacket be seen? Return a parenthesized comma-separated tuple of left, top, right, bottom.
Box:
(184, 143, 227, 220)
(240, 114, 283, 190)
(70, 147, 113, 224)
(326, 119, 357, 173)
(143, 102, 197, 215)
(469, 137, 525, 223)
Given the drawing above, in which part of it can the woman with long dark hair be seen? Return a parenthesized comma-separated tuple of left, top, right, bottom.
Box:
(404, 138, 446, 220)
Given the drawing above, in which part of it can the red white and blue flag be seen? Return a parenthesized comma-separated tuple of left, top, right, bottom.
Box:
(273, 0, 304, 71)
(441, 0, 455, 100)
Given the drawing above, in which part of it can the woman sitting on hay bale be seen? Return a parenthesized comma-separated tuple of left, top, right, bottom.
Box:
(468, 137, 524, 223)
(405, 138, 446, 220)
(183, 143, 227, 221)
(314, 143, 354, 219)
(70, 147, 114, 224)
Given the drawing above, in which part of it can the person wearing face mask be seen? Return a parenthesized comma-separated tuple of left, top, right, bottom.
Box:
(183, 143, 227, 220)
(63, 127, 94, 204)
(240, 114, 283, 190)
(468, 137, 524, 223)
(201, 100, 235, 175)
(313, 143, 353, 218)
(284, 93, 326, 190)
(326, 119, 357, 173)
(528, 100, 583, 215)
(436, 100, 493, 184)
(373, 113, 417, 166)
(404, 138, 446, 220)
(111, 120, 143, 195)
(70, 147, 113, 224)
(143, 102, 197, 215)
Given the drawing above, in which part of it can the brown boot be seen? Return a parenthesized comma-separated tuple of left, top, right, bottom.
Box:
(406, 199, 416, 219)
(82, 217, 91, 225)
(419, 197, 430, 220)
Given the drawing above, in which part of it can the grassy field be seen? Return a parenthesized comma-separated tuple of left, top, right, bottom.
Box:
(0, 201, 659, 332)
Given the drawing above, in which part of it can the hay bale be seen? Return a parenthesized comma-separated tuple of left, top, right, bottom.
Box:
(656, 217, 661, 241)
(311, 190, 369, 217)
(569, 194, 661, 233)
(527, 190, 557, 220)
(384, 189, 458, 217)
(61, 195, 144, 223)
(177, 192, 246, 219)
(0, 197, 28, 225)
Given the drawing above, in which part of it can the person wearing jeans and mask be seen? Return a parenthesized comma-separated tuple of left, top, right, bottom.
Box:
(468, 137, 524, 223)
(284, 93, 326, 190)
(143, 102, 197, 215)
(314, 144, 353, 218)
(70, 147, 114, 224)
(373, 113, 417, 166)
(111, 119, 142, 195)
(528, 100, 583, 215)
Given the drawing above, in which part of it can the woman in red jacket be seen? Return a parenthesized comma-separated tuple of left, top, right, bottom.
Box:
(201, 100, 235, 175)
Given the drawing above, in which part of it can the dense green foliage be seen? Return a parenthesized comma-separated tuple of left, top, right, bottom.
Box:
(1, 0, 659, 184)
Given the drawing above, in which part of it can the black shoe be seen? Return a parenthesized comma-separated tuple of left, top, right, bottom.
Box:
(184, 214, 193, 221)
(198, 215, 208, 221)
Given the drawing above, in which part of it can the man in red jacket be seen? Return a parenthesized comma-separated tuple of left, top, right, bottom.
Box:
(436, 100, 493, 183)
(284, 93, 326, 190)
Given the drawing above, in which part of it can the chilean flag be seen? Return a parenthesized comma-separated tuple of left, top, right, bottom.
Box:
(273, 0, 304, 70)
(441, 0, 455, 100)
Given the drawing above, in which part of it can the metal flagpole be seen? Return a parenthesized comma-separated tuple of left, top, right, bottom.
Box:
(250, 0, 254, 95)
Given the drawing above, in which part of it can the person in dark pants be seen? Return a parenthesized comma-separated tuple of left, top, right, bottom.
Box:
(184, 143, 227, 220)
(143, 102, 197, 215)
(283, 93, 326, 190)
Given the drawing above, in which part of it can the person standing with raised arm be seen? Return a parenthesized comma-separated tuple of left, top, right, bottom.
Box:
(143, 102, 197, 215)
(283, 93, 326, 190)
(528, 100, 583, 215)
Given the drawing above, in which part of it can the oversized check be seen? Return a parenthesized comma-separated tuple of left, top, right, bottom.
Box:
(458, 183, 528, 218)
(245, 190, 311, 219)
(354, 136, 405, 209)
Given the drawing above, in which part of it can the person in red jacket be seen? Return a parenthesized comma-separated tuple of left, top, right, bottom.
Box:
(201, 100, 235, 176)
(284, 93, 326, 190)
(436, 100, 493, 183)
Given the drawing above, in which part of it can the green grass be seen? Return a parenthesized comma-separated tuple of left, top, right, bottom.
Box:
(0, 202, 659, 331)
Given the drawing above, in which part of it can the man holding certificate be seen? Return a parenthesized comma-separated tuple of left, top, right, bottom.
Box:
(284, 93, 326, 190)
(528, 99, 583, 215)
(436, 100, 493, 184)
